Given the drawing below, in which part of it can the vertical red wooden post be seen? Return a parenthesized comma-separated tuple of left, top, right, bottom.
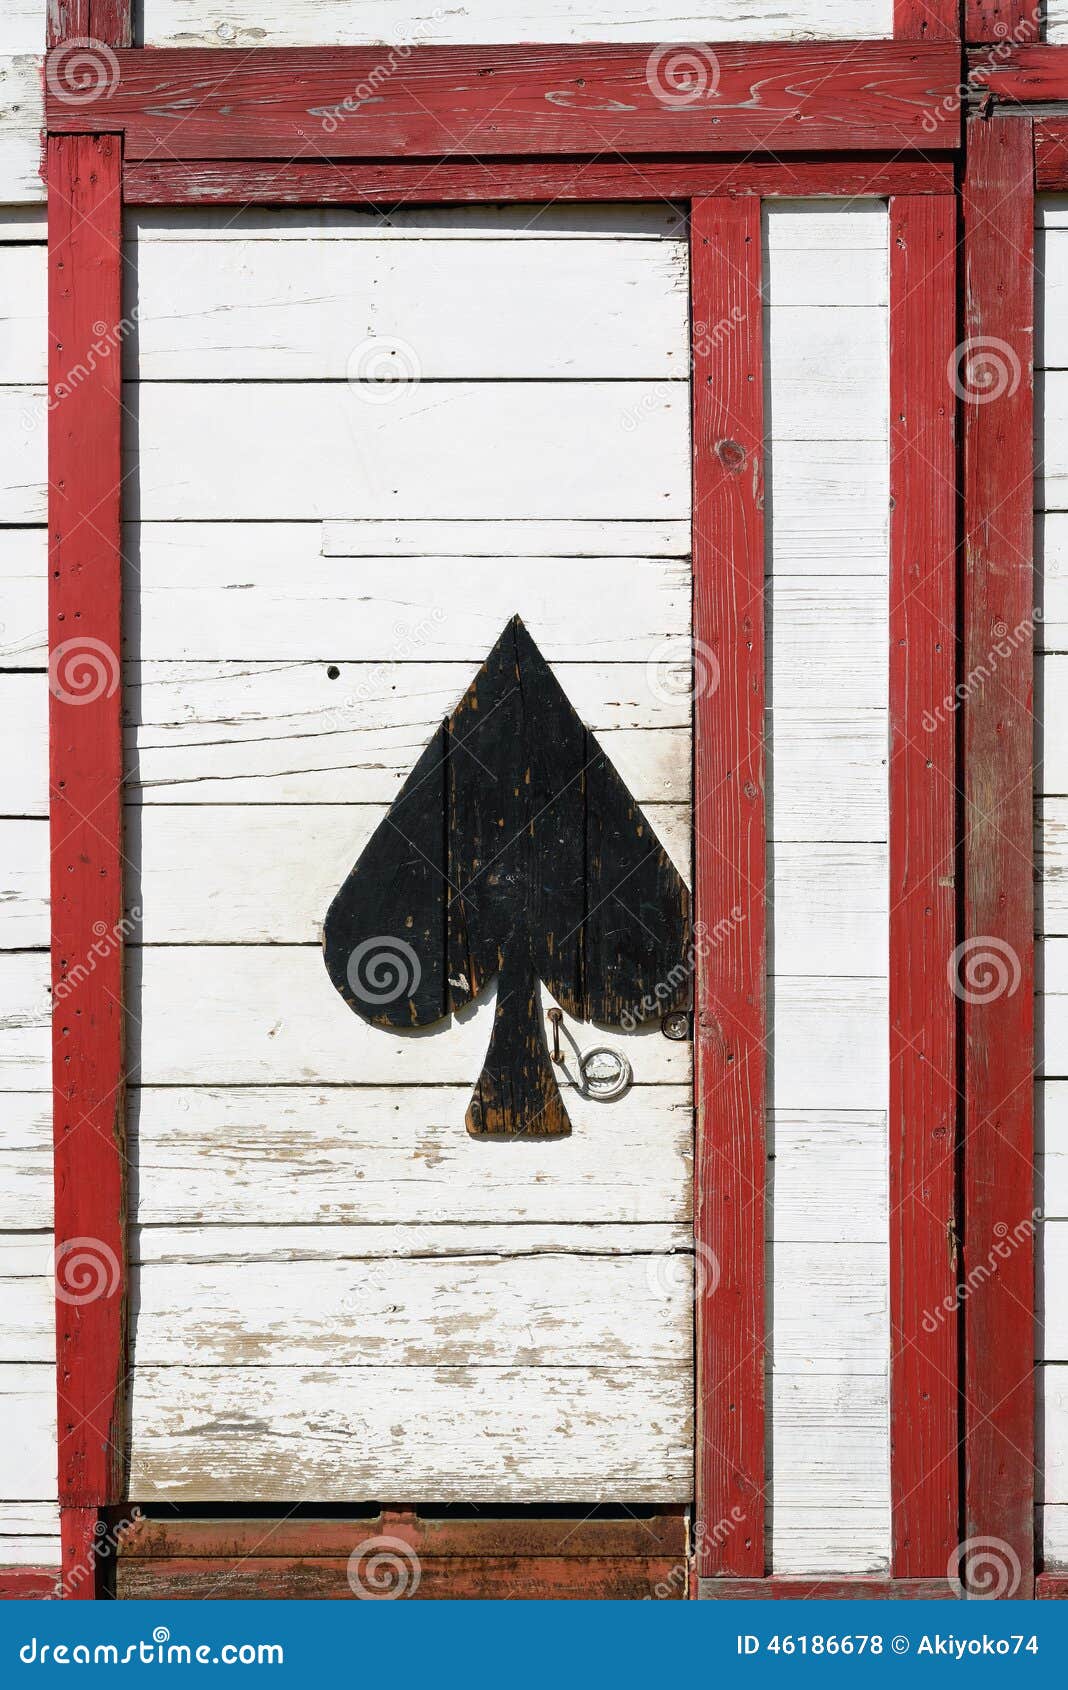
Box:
(48, 132, 127, 1599)
(691, 197, 766, 1580)
(965, 2, 1042, 44)
(961, 116, 1035, 1598)
(47, 2, 132, 47)
(894, 1, 960, 39)
(888, 194, 960, 1577)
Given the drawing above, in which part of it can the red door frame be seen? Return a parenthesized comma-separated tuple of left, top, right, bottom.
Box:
(20, 0, 1042, 1603)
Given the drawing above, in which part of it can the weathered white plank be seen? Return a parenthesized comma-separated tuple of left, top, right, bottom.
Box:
(1038, 1081, 1068, 1219)
(1040, 1505, 1068, 1569)
(0, 1366, 56, 1502)
(0, 58, 44, 206)
(767, 711, 888, 843)
(128, 205, 689, 242)
(1037, 940, 1068, 1081)
(127, 382, 689, 521)
(768, 578, 887, 712)
(1047, 9, 1068, 49)
(0, 525, 46, 666)
(1036, 373, 1068, 511)
(140, 2, 890, 48)
(1038, 513, 1068, 648)
(0, 242, 44, 382)
(132, 1224, 693, 1263)
(1037, 799, 1068, 934)
(131, 1253, 691, 1368)
(0, 1093, 51, 1229)
(1038, 655, 1068, 794)
(127, 232, 688, 380)
(321, 518, 690, 557)
(0, 952, 49, 1088)
(124, 663, 690, 807)
(767, 1113, 887, 1242)
(767, 307, 888, 442)
(767, 844, 886, 976)
(770, 1243, 888, 1374)
(0, 206, 45, 241)
(768, 1378, 889, 1573)
(129, 946, 693, 1087)
(0, 1502, 60, 1569)
(1043, 1224, 1068, 1363)
(764, 203, 887, 309)
(125, 533, 689, 661)
(1040, 1368, 1068, 1505)
(0, 674, 48, 816)
(770, 976, 887, 1111)
(130, 1085, 691, 1226)
(0, 4, 42, 54)
(128, 1364, 693, 1502)
(0, 1235, 51, 1363)
(765, 438, 889, 576)
(127, 802, 690, 941)
(0, 386, 45, 520)
(0, 819, 47, 949)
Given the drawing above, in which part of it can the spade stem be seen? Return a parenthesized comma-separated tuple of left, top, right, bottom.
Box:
(465, 943, 573, 1139)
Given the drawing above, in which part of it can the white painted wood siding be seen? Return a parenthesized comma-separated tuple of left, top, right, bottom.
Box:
(763, 203, 891, 1575)
(1037, 197, 1068, 1572)
(0, 181, 56, 1569)
(140, 2, 892, 49)
(124, 203, 695, 1505)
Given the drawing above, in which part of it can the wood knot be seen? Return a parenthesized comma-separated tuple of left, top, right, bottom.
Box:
(716, 438, 746, 473)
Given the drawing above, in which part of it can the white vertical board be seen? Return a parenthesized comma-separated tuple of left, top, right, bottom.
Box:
(0, 168, 56, 1564)
(764, 202, 891, 1575)
(1038, 198, 1068, 1571)
(125, 205, 695, 1505)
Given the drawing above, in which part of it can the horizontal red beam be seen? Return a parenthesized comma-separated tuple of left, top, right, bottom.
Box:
(969, 45, 1068, 102)
(123, 156, 958, 205)
(0, 1568, 61, 1600)
(46, 43, 962, 159)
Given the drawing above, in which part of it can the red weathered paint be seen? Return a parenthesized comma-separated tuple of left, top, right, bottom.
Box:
(961, 115, 1035, 1601)
(691, 197, 766, 1579)
(48, 134, 128, 1558)
(698, 1577, 960, 1600)
(969, 45, 1068, 99)
(0, 1569, 61, 1600)
(1036, 1574, 1068, 1599)
(895, 0, 960, 40)
(46, 1, 90, 48)
(888, 194, 960, 1577)
(1035, 119, 1068, 189)
(965, 4, 1042, 46)
(43, 43, 963, 159)
(121, 158, 958, 206)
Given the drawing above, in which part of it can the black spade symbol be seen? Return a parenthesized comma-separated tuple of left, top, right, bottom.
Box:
(323, 615, 691, 1138)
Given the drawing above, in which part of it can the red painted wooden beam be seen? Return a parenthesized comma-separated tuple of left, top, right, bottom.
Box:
(961, 115, 1035, 1603)
(1035, 119, 1068, 190)
(969, 45, 1068, 101)
(895, 0, 961, 40)
(691, 197, 766, 1579)
(122, 157, 958, 206)
(46, 1, 131, 48)
(48, 133, 128, 1590)
(43, 43, 963, 159)
(965, 3, 1042, 45)
(0, 1568, 62, 1599)
(888, 194, 960, 1578)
